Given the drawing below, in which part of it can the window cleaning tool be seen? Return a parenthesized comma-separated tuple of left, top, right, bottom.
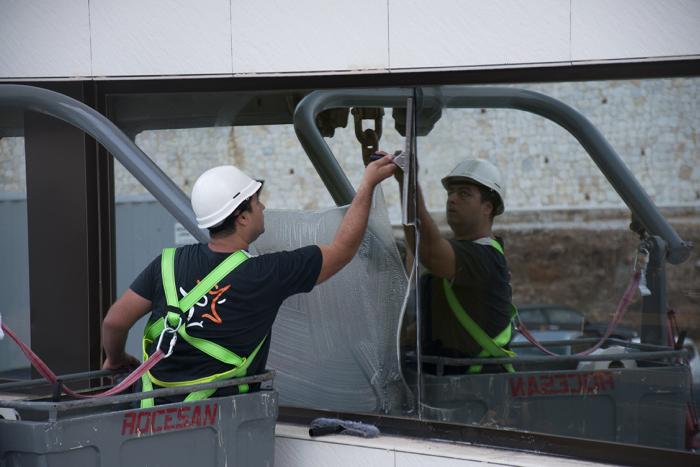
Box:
(309, 418, 380, 438)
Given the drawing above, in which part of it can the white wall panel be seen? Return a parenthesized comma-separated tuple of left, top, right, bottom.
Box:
(572, 0, 700, 61)
(231, 0, 388, 73)
(275, 437, 394, 467)
(396, 452, 484, 467)
(2, 1, 698, 79)
(389, 0, 570, 70)
(0, 0, 91, 78)
(90, 0, 231, 76)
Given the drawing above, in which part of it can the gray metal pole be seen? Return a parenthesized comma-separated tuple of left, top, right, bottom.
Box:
(293, 87, 692, 265)
(0, 84, 209, 243)
(640, 236, 669, 346)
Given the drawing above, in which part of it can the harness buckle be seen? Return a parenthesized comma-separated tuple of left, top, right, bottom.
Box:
(156, 316, 183, 359)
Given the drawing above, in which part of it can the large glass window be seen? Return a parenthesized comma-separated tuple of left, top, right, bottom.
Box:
(102, 78, 698, 452)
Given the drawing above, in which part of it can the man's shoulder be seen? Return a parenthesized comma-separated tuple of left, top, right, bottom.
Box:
(174, 243, 204, 256)
(252, 245, 321, 262)
(449, 238, 507, 268)
(449, 238, 495, 254)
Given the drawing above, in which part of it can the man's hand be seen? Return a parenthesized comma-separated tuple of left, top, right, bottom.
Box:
(372, 150, 405, 183)
(102, 288, 152, 371)
(102, 352, 141, 370)
(358, 152, 397, 190)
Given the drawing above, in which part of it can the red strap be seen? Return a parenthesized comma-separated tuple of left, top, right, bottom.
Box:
(517, 271, 641, 357)
(1, 322, 163, 399)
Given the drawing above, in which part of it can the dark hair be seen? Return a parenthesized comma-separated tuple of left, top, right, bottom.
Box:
(207, 180, 265, 237)
(207, 181, 264, 237)
(207, 199, 252, 237)
(475, 184, 502, 220)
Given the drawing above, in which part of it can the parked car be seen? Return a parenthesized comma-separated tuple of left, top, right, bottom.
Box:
(517, 304, 638, 341)
(511, 329, 584, 371)
(517, 305, 585, 332)
(511, 329, 582, 356)
(582, 321, 638, 341)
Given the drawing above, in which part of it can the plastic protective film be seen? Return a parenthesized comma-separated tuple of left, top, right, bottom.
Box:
(250, 188, 411, 413)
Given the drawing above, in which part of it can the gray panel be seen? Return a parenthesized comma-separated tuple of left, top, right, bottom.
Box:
(121, 428, 217, 466)
(414, 366, 689, 449)
(0, 198, 175, 373)
(0, 197, 186, 372)
(114, 199, 184, 358)
(0, 391, 277, 467)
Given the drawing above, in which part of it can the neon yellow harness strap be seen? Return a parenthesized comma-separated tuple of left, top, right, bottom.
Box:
(149, 336, 268, 401)
(488, 238, 504, 255)
(140, 247, 263, 407)
(441, 238, 516, 374)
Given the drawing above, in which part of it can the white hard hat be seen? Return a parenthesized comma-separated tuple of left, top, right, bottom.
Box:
(441, 159, 506, 215)
(191, 165, 262, 229)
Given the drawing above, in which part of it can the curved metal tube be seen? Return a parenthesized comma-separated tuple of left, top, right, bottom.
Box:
(294, 87, 692, 264)
(0, 84, 208, 243)
(294, 88, 413, 205)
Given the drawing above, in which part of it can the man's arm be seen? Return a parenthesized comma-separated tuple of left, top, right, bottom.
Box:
(101, 289, 152, 369)
(403, 184, 456, 280)
(316, 155, 397, 284)
(383, 150, 455, 280)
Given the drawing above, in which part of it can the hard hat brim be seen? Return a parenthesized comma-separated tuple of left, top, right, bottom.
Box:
(441, 176, 505, 215)
(196, 179, 262, 229)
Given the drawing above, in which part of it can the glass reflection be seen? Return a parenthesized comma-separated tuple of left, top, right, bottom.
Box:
(409, 80, 698, 451)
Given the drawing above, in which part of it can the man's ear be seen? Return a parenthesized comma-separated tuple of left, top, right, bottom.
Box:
(481, 199, 494, 219)
(235, 211, 249, 227)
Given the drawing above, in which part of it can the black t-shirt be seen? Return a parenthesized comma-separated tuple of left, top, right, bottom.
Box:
(424, 238, 513, 359)
(130, 243, 322, 400)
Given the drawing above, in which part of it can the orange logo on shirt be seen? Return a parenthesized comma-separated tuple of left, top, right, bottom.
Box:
(201, 283, 231, 325)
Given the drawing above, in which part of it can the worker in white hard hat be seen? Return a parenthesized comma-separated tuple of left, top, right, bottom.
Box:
(389, 154, 516, 374)
(101, 156, 396, 405)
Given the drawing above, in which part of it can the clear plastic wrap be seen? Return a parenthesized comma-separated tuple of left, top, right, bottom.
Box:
(250, 188, 409, 413)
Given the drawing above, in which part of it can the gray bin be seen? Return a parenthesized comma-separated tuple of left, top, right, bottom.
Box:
(0, 375, 277, 467)
(410, 366, 691, 450)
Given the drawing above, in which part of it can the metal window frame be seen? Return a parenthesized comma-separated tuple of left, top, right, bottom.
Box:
(1, 62, 698, 461)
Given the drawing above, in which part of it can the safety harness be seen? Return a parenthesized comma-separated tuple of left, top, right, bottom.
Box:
(140, 247, 267, 408)
(442, 238, 517, 374)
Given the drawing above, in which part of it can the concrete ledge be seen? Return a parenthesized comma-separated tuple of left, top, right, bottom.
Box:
(275, 422, 614, 467)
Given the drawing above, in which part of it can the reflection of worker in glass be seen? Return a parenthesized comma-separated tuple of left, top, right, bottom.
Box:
(392, 156, 515, 374)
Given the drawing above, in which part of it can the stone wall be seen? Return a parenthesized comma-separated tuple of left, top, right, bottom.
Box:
(120, 78, 699, 226)
(1, 78, 698, 215)
(498, 212, 700, 340)
(0, 136, 25, 194)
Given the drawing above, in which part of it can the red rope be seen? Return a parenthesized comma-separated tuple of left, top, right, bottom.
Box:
(1, 322, 163, 399)
(516, 270, 641, 357)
